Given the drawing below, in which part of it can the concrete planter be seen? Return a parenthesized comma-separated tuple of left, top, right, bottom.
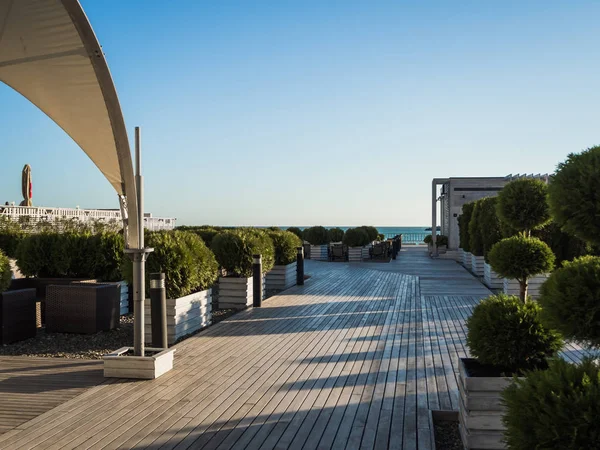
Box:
(471, 254, 485, 277)
(462, 251, 473, 270)
(309, 245, 328, 261)
(218, 276, 265, 309)
(459, 358, 513, 449)
(503, 273, 549, 300)
(348, 247, 365, 262)
(483, 263, 503, 289)
(265, 262, 297, 292)
(144, 289, 212, 345)
(103, 347, 175, 379)
(362, 245, 372, 260)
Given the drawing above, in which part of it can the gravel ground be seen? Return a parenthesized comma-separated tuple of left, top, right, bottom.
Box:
(0, 316, 134, 359)
(434, 420, 462, 450)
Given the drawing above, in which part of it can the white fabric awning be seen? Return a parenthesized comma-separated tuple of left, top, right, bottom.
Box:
(0, 0, 138, 247)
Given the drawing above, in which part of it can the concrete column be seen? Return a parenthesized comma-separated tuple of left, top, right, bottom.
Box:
(431, 180, 437, 256)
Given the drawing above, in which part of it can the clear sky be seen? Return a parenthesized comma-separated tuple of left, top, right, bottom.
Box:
(1, 1, 599, 226)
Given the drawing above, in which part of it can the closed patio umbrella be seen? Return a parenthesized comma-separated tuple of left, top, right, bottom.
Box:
(20, 164, 32, 207)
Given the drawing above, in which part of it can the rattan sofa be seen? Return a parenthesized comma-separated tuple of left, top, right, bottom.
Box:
(0, 288, 37, 344)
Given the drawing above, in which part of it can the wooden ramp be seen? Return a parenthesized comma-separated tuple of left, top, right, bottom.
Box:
(0, 357, 104, 435)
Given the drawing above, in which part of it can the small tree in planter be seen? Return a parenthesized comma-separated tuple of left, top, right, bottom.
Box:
(489, 178, 554, 302)
(327, 227, 344, 243)
(458, 201, 476, 267)
(212, 229, 275, 309)
(423, 234, 448, 252)
(265, 230, 302, 292)
(468, 200, 486, 275)
(459, 294, 562, 449)
(357, 226, 379, 243)
(477, 197, 504, 288)
(343, 228, 371, 261)
(303, 226, 329, 260)
(286, 227, 303, 241)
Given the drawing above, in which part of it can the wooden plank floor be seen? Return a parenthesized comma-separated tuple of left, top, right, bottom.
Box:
(0, 357, 104, 435)
(0, 248, 590, 449)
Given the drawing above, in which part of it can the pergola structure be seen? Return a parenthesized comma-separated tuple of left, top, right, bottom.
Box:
(0, 0, 149, 356)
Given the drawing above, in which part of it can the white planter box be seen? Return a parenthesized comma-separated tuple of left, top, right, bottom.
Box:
(309, 245, 328, 261)
(144, 289, 212, 345)
(462, 251, 473, 270)
(362, 245, 372, 260)
(265, 262, 297, 291)
(348, 247, 364, 262)
(218, 275, 265, 310)
(118, 281, 129, 315)
(484, 263, 503, 289)
(503, 273, 549, 300)
(103, 347, 175, 379)
(459, 358, 512, 449)
(471, 255, 485, 277)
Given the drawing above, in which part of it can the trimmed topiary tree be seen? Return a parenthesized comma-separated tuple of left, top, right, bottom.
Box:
(0, 249, 11, 293)
(303, 226, 329, 245)
(466, 294, 561, 373)
(357, 226, 379, 243)
(468, 200, 484, 256)
(496, 178, 551, 235)
(548, 146, 600, 246)
(458, 202, 475, 252)
(477, 197, 502, 262)
(488, 235, 555, 302)
(286, 227, 303, 241)
(268, 230, 302, 266)
(539, 256, 600, 348)
(343, 228, 371, 247)
(502, 357, 600, 450)
(327, 227, 345, 243)
(212, 229, 275, 277)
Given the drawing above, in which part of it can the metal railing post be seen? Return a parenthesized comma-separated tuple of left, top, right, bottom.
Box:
(150, 272, 168, 349)
(296, 247, 304, 285)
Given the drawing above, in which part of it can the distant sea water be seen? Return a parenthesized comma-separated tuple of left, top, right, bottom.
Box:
(273, 226, 436, 244)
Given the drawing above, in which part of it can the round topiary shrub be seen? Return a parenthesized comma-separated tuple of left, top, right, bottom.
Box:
(268, 230, 302, 266)
(458, 202, 475, 252)
(469, 200, 484, 256)
(424, 234, 448, 246)
(327, 227, 344, 243)
(0, 249, 11, 292)
(15, 232, 71, 277)
(286, 227, 303, 241)
(343, 228, 370, 247)
(477, 197, 502, 262)
(488, 235, 555, 301)
(538, 256, 600, 348)
(548, 146, 600, 246)
(212, 229, 275, 277)
(357, 226, 378, 243)
(466, 294, 562, 373)
(502, 357, 600, 450)
(303, 226, 329, 245)
(496, 178, 551, 233)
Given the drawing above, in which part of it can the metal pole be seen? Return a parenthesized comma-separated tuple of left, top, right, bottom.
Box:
(431, 180, 438, 257)
(150, 272, 168, 349)
(296, 247, 304, 285)
(134, 127, 145, 357)
(252, 255, 262, 307)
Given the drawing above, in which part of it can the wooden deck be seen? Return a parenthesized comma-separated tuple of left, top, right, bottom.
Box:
(0, 248, 589, 449)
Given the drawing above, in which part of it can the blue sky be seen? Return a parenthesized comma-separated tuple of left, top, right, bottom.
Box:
(1, 1, 599, 226)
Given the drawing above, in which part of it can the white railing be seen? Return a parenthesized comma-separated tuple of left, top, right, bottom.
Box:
(400, 233, 429, 245)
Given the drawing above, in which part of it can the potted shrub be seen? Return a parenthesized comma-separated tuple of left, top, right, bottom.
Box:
(286, 227, 303, 241)
(468, 200, 486, 276)
(265, 230, 302, 292)
(477, 197, 504, 289)
(424, 234, 448, 254)
(303, 226, 329, 261)
(459, 294, 562, 449)
(212, 229, 274, 309)
(343, 228, 371, 261)
(458, 202, 476, 269)
(327, 227, 344, 243)
(489, 178, 554, 301)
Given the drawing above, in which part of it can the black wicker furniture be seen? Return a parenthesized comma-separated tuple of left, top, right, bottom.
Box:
(46, 284, 120, 334)
(0, 288, 37, 345)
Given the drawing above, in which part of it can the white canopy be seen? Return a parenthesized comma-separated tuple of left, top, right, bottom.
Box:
(0, 0, 138, 248)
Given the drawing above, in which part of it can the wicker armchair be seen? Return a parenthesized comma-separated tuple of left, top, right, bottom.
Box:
(46, 284, 119, 334)
(0, 288, 37, 344)
(330, 244, 348, 262)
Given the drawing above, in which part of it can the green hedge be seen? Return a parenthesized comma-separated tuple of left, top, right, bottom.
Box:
(286, 227, 303, 240)
(268, 230, 302, 266)
(466, 294, 561, 373)
(212, 229, 275, 277)
(502, 358, 600, 450)
(0, 249, 11, 292)
(424, 234, 448, 246)
(458, 202, 475, 252)
(327, 227, 345, 243)
(343, 228, 371, 247)
(468, 200, 485, 256)
(0, 217, 24, 259)
(477, 197, 502, 262)
(16, 233, 72, 277)
(124, 230, 218, 299)
(303, 226, 329, 245)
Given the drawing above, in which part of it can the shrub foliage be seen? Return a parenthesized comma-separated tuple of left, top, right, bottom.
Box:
(327, 227, 345, 243)
(502, 358, 600, 450)
(477, 197, 502, 262)
(458, 202, 475, 251)
(268, 230, 302, 266)
(539, 256, 600, 348)
(0, 249, 11, 293)
(343, 228, 371, 247)
(286, 227, 304, 240)
(303, 226, 330, 245)
(357, 226, 379, 243)
(488, 235, 555, 301)
(212, 229, 275, 277)
(468, 200, 484, 256)
(466, 294, 562, 373)
(0, 217, 24, 258)
(548, 146, 600, 246)
(496, 178, 551, 233)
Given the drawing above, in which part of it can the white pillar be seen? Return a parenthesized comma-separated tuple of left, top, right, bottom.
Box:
(431, 180, 437, 256)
